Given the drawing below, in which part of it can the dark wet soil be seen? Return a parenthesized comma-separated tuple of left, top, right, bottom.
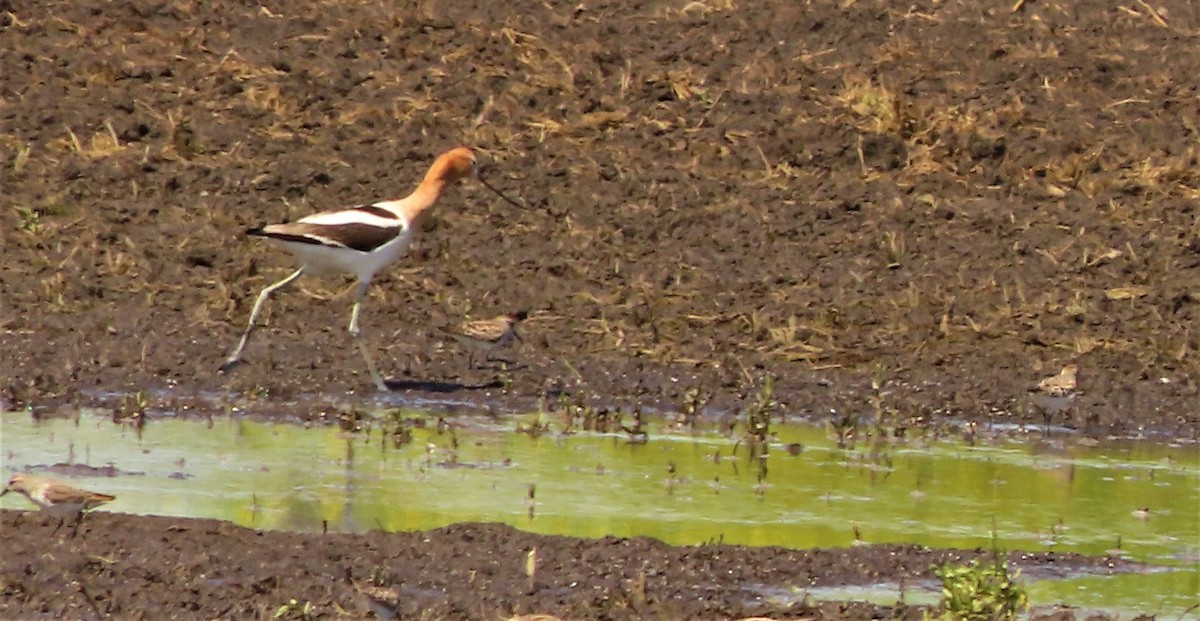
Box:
(0, 511, 1139, 621)
(2, 0, 1198, 618)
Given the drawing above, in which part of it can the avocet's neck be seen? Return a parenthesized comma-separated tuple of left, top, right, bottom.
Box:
(375, 147, 475, 225)
(402, 179, 449, 225)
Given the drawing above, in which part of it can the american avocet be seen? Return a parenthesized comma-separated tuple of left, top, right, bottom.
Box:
(440, 310, 527, 368)
(219, 146, 520, 391)
(2, 473, 115, 535)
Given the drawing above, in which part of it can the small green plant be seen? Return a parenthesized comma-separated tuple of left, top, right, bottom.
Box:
(675, 384, 710, 430)
(742, 373, 776, 443)
(932, 556, 1027, 621)
(273, 598, 315, 620)
(15, 206, 40, 233)
(115, 391, 149, 436)
(12, 143, 31, 171)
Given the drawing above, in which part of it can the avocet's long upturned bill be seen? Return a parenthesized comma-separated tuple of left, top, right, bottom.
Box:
(219, 146, 521, 391)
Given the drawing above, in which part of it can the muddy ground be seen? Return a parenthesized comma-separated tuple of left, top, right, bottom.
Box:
(1, 0, 1198, 618)
(0, 511, 1143, 621)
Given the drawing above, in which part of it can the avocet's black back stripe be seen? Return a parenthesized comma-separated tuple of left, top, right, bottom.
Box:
(248, 222, 403, 253)
(353, 204, 400, 220)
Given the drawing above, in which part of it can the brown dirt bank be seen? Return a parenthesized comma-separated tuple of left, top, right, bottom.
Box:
(0, 0, 1196, 617)
(0, 510, 1141, 621)
(2, 0, 1199, 437)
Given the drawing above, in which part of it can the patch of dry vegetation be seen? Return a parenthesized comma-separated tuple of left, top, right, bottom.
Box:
(0, 0, 1196, 424)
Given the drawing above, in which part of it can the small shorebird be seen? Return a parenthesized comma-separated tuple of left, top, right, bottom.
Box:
(1031, 363, 1078, 420)
(219, 146, 521, 391)
(2, 473, 115, 534)
(1036, 363, 1078, 397)
(440, 311, 527, 368)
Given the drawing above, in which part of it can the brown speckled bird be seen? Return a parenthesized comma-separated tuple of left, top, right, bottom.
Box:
(2, 473, 115, 534)
(440, 311, 528, 368)
(1030, 363, 1079, 417)
(1037, 363, 1078, 397)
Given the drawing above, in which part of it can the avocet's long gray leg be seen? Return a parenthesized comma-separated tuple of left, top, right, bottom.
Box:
(347, 280, 388, 392)
(219, 268, 304, 372)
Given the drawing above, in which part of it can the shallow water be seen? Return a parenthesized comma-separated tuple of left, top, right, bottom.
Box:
(1, 408, 1196, 614)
